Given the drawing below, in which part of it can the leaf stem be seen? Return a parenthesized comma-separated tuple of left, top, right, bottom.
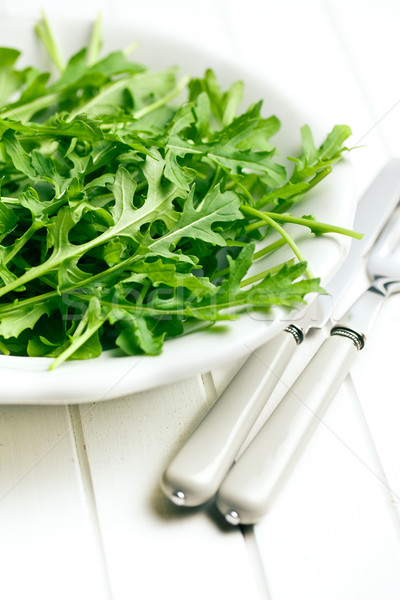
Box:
(66, 78, 131, 121)
(94, 294, 301, 317)
(49, 316, 105, 370)
(255, 166, 332, 210)
(34, 10, 65, 73)
(0, 292, 57, 315)
(245, 210, 362, 239)
(269, 212, 362, 238)
(133, 75, 190, 120)
(233, 177, 254, 205)
(245, 219, 267, 234)
(208, 159, 255, 205)
(239, 259, 295, 288)
(123, 41, 139, 56)
(253, 238, 287, 260)
(3, 221, 45, 266)
(0, 92, 60, 120)
(241, 204, 313, 278)
(87, 12, 103, 67)
(1, 196, 21, 205)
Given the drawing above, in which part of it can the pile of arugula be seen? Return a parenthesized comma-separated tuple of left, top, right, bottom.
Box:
(0, 14, 360, 368)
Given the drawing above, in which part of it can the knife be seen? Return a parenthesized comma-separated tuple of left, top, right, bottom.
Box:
(160, 158, 400, 509)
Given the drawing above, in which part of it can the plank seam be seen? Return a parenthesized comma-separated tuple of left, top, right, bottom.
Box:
(200, 372, 218, 406)
(241, 525, 272, 600)
(68, 404, 114, 600)
(345, 377, 400, 533)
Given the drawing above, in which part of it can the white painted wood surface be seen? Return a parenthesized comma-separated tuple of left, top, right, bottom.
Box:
(0, 1, 400, 599)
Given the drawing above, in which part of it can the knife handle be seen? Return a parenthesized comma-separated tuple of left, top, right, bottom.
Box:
(216, 332, 361, 525)
(161, 328, 301, 507)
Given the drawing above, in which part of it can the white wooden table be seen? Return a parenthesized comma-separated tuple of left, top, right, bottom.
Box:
(1, 1, 400, 598)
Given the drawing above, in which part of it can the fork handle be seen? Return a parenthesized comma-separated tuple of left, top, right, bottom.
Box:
(215, 332, 361, 525)
(160, 328, 300, 507)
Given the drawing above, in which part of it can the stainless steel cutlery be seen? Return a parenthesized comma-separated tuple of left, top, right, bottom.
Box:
(160, 159, 400, 523)
(216, 198, 400, 524)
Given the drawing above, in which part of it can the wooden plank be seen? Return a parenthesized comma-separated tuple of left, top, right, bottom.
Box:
(350, 296, 400, 517)
(324, 0, 400, 157)
(253, 379, 400, 600)
(210, 355, 249, 398)
(78, 377, 261, 600)
(218, 0, 389, 194)
(0, 405, 111, 600)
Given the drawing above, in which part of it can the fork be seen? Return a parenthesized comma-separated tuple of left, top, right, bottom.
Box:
(216, 204, 400, 525)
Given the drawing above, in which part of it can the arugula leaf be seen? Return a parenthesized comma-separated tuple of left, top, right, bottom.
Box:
(122, 259, 216, 297)
(165, 101, 285, 191)
(115, 313, 165, 355)
(189, 68, 244, 127)
(148, 184, 243, 256)
(0, 15, 357, 367)
(0, 299, 53, 339)
(0, 202, 18, 241)
(289, 124, 352, 182)
(0, 48, 29, 108)
(238, 261, 323, 308)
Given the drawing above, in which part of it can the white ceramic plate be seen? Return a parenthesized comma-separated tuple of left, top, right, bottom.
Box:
(0, 18, 355, 404)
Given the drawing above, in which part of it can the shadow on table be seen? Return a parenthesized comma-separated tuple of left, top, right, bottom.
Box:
(150, 485, 239, 534)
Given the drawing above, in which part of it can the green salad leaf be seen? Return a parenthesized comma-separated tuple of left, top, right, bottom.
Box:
(0, 14, 360, 368)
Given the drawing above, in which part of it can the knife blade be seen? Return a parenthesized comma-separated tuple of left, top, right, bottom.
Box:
(160, 158, 400, 509)
(306, 157, 400, 330)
